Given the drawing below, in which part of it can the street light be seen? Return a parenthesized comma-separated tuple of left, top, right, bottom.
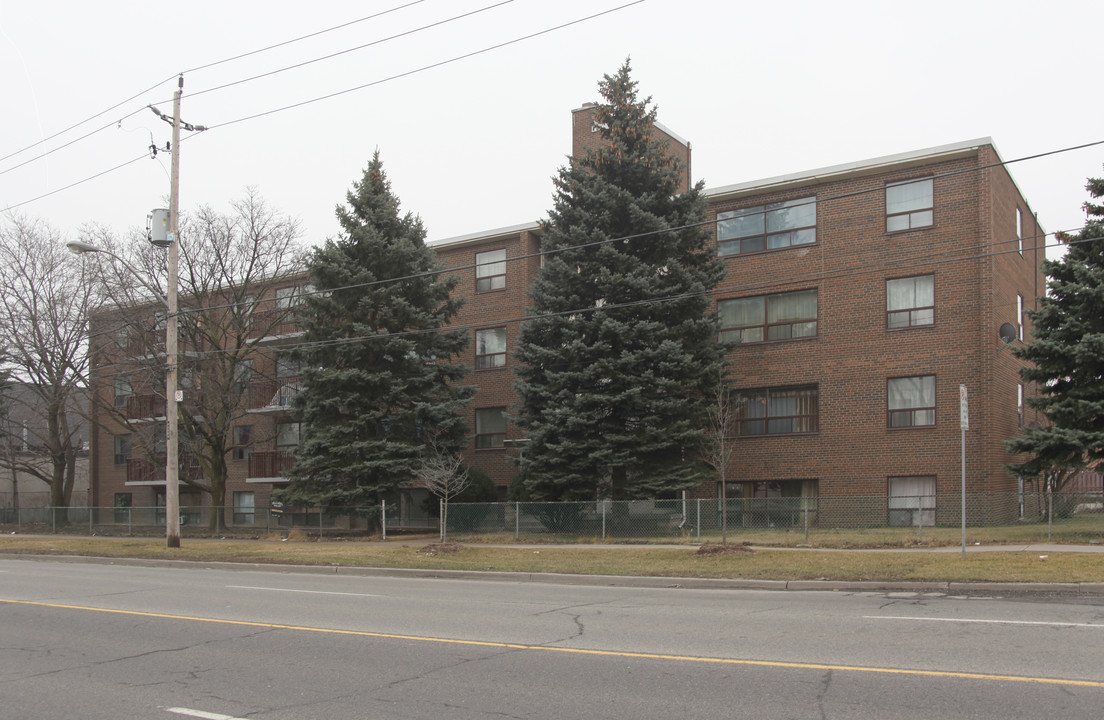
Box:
(67, 237, 180, 548)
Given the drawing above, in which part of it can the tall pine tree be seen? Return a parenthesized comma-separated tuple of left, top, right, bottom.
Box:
(513, 61, 726, 501)
(281, 153, 471, 506)
(1008, 175, 1104, 489)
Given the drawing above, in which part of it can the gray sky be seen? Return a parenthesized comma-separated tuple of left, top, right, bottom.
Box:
(2, 0, 1101, 257)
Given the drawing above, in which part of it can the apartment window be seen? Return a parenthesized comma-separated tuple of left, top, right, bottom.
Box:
(113, 434, 132, 465)
(276, 422, 302, 454)
(888, 476, 936, 527)
(888, 375, 935, 428)
(233, 491, 255, 525)
(113, 493, 133, 523)
(275, 284, 313, 309)
(717, 196, 816, 256)
(232, 425, 253, 461)
(718, 289, 817, 344)
(734, 386, 819, 436)
(1018, 384, 1024, 427)
(475, 408, 506, 449)
(475, 327, 507, 369)
(476, 249, 506, 292)
(886, 275, 934, 328)
(237, 294, 255, 325)
(1016, 207, 1024, 254)
(886, 178, 933, 231)
(1017, 294, 1024, 341)
(114, 375, 133, 407)
(233, 360, 254, 395)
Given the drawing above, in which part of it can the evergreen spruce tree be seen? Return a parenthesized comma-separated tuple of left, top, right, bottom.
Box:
(281, 153, 471, 506)
(1008, 175, 1104, 488)
(513, 61, 727, 501)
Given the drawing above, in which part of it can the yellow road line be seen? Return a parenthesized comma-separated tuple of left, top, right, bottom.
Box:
(3, 598, 1103, 689)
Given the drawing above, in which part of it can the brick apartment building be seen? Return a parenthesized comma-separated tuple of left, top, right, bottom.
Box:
(87, 103, 1044, 528)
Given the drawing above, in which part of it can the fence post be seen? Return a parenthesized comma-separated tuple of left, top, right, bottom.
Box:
(89, 506, 93, 536)
(696, 498, 701, 544)
(601, 501, 607, 540)
(515, 501, 520, 541)
(381, 499, 387, 542)
(51, 506, 56, 534)
(439, 498, 444, 542)
(128, 507, 132, 537)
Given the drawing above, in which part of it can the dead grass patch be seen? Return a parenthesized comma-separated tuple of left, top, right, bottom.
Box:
(286, 527, 311, 542)
(694, 544, 755, 556)
(417, 542, 465, 555)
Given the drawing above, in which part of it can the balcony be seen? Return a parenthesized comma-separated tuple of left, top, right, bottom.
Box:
(122, 394, 166, 420)
(246, 378, 301, 412)
(250, 310, 300, 340)
(247, 450, 296, 481)
(125, 455, 204, 484)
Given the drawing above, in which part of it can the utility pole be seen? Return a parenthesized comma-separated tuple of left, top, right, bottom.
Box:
(142, 74, 204, 547)
(165, 76, 182, 548)
(161, 77, 184, 545)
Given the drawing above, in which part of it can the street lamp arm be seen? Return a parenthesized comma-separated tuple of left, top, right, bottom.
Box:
(66, 241, 170, 306)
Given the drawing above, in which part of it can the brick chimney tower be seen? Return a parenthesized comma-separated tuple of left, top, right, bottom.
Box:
(570, 102, 692, 194)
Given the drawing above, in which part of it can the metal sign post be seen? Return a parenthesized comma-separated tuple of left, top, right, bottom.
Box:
(959, 384, 969, 557)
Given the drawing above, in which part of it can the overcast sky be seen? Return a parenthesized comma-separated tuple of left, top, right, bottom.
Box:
(2, 0, 1101, 258)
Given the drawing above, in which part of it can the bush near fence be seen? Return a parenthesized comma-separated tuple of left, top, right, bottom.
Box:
(1, 492, 1101, 545)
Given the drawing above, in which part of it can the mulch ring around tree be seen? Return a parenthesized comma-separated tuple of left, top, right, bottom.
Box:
(417, 542, 466, 555)
(694, 544, 755, 556)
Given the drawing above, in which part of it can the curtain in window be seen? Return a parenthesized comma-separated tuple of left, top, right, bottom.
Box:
(768, 290, 817, 323)
(720, 297, 764, 327)
(887, 276, 933, 311)
(888, 376, 934, 409)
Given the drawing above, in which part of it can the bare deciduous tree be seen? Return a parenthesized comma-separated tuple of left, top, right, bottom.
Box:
(414, 433, 471, 542)
(87, 189, 306, 528)
(702, 371, 738, 544)
(0, 215, 92, 511)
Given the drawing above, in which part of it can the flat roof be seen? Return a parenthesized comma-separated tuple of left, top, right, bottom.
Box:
(704, 137, 994, 200)
(430, 137, 1018, 249)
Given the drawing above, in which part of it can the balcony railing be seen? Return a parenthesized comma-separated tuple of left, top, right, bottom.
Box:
(250, 310, 300, 339)
(246, 378, 301, 410)
(125, 455, 204, 484)
(123, 394, 166, 419)
(248, 450, 296, 479)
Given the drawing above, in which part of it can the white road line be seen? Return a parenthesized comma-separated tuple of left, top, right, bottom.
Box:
(227, 585, 381, 598)
(865, 616, 1104, 629)
(165, 707, 249, 720)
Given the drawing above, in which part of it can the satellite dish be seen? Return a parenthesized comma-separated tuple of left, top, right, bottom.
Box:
(998, 322, 1017, 344)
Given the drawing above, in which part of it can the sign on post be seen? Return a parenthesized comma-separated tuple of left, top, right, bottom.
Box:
(959, 384, 969, 430)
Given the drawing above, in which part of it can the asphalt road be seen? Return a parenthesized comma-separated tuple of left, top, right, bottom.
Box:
(2, 557, 1103, 719)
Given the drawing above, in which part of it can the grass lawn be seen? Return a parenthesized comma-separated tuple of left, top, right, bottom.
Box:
(1, 535, 1102, 584)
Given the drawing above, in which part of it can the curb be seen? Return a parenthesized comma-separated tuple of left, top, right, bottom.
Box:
(3, 552, 1102, 596)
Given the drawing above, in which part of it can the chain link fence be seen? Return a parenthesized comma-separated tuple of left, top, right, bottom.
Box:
(1, 492, 1101, 545)
(444, 491, 1104, 545)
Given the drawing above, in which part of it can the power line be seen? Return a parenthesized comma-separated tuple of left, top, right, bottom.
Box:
(0, 1, 428, 169)
(1, 1, 643, 212)
(187, 1, 517, 103)
(205, 1, 646, 131)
